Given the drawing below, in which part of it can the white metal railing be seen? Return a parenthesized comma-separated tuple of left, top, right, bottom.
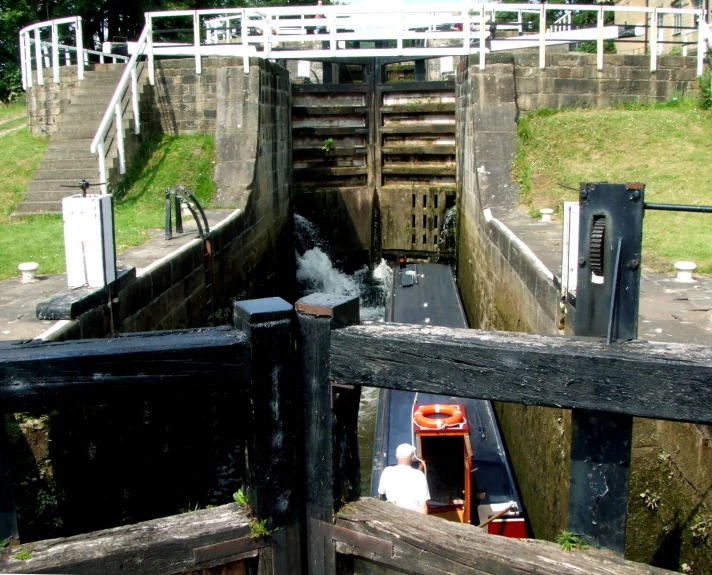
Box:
(127, 3, 707, 79)
(19, 3, 711, 195)
(18, 17, 128, 90)
(90, 25, 150, 194)
(699, 19, 712, 74)
(549, 11, 572, 33)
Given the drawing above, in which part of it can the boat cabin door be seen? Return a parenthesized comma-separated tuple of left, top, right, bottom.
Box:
(413, 403, 472, 524)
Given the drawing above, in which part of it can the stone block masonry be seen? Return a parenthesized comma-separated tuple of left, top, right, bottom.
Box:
(512, 52, 699, 113)
(13, 58, 295, 544)
(456, 51, 712, 571)
(46, 58, 295, 339)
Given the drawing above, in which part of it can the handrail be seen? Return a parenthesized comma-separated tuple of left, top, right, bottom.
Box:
(18, 16, 129, 90)
(90, 23, 150, 195)
(134, 2, 707, 78)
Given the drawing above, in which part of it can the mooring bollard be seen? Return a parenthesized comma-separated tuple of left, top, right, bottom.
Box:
(296, 293, 360, 575)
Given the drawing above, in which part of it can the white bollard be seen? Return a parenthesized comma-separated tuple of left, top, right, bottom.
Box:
(674, 261, 696, 283)
(540, 208, 554, 223)
(18, 262, 39, 283)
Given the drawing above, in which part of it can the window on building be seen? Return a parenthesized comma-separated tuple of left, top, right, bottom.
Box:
(672, 1, 682, 34)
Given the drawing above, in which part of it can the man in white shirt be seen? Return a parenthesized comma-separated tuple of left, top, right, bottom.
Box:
(377, 443, 430, 513)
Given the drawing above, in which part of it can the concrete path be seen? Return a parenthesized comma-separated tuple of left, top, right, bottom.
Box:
(1, 204, 710, 346)
(498, 206, 712, 345)
(0, 209, 234, 342)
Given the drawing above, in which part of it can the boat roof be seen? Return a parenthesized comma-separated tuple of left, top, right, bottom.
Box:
(371, 262, 524, 511)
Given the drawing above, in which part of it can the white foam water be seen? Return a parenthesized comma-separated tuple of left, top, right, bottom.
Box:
(295, 214, 392, 322)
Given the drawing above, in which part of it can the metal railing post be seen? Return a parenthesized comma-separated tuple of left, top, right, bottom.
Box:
(42, 43, 50, 69)
(147, 13, 155, 85)
(242, 10, 250, 74)
(479, 4, 486, 70)
(263, 14, 271, 58)
(52, 21, 60, 83)
(397, 10, 403, 55)
(76, 17, 84, 80)
(597, 5, 604, 71)
(115, 102, 126, 175)
(539, 4, 546, 69)
(697, 19, 707, 76)
(97, 141, 107, 195)
(19, 32, 27, 90)
(25, 32, 33, 88)
(518, 9, 523, 33)
(193, 10, 202, 74)
(330, 11, 337, 56)
(165, 189, 173, 240)
(131, 65, 140, 135)
(34, 26, 44, 85)
(650, 8, 658, 73)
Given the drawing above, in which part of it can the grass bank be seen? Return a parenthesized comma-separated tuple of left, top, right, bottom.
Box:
(0, 132, 215, 281)
(0, 96, 26, 124)
(514, 100, 712, 273)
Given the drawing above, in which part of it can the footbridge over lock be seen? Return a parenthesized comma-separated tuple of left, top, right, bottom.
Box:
(17, 1, 712, 220)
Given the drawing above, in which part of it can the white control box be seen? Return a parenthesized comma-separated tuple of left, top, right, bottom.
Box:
(62, 194, 116, 288)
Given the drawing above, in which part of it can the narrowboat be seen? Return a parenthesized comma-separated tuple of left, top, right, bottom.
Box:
(371, 262, 526, 537)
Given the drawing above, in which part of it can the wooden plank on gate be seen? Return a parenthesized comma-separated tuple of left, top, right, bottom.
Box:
(329, 323, 712, 425)
(312, 519, 393, 557)
(334, 499, 671, 575)
(193, 536, 269, 564)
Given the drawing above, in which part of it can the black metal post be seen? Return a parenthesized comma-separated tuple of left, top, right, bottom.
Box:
(164, 189, 172, 240)
(414, 59, 426, 81)
(568, 183, 645, 553)
(0, 423, 18, 543)
(296, 294, 360, 575)
(174, 194, 183, 234)
(323, 62, 333, 84)
(234, 297, 302, 572)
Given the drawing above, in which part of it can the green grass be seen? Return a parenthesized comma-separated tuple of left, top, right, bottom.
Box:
(113, 134, 215, 254)
(0, 132, 215, 281)
(0, 96, 26, 124)
(514, 99, 712, 273)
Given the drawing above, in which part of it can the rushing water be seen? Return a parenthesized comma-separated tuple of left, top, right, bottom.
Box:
(295, 214, 389, 493)
(295, 214, 391, 322)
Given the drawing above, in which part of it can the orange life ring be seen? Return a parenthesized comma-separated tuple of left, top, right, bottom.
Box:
(413, 404, 463, 429)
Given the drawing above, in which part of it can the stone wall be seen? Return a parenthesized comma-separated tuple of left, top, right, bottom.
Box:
(455, 54, 569, 542)
(25, 66, 81, 135)
(142, 57, 227, 135)
(456, 51, 712, 571)
(10, 58, 295, 543)
(513, 52, 700, 113)
(46, 58, 295, 339)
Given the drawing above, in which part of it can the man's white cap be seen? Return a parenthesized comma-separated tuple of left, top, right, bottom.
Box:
(396, 443, 416, 458)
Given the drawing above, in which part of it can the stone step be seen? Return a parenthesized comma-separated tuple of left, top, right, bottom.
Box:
(51, 120, 133, 140)
(37, 158, 98, 171)
(46, 138, 94, 150)
(58, 109, 134, 124)
(42, 149, 95, 161)
(67, 93, 121, 105)
(27, 178, 98, 192)
(33, 167, 102, 182)
(20, 189, 94, 202)
(12, 200, 64, 214)
(88, 63, 129, 73)
(57, 103, 133, 116)
(81, 69, 127, 77)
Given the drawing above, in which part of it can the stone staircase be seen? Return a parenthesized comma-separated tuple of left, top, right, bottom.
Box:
(15, 63, 147, 215)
